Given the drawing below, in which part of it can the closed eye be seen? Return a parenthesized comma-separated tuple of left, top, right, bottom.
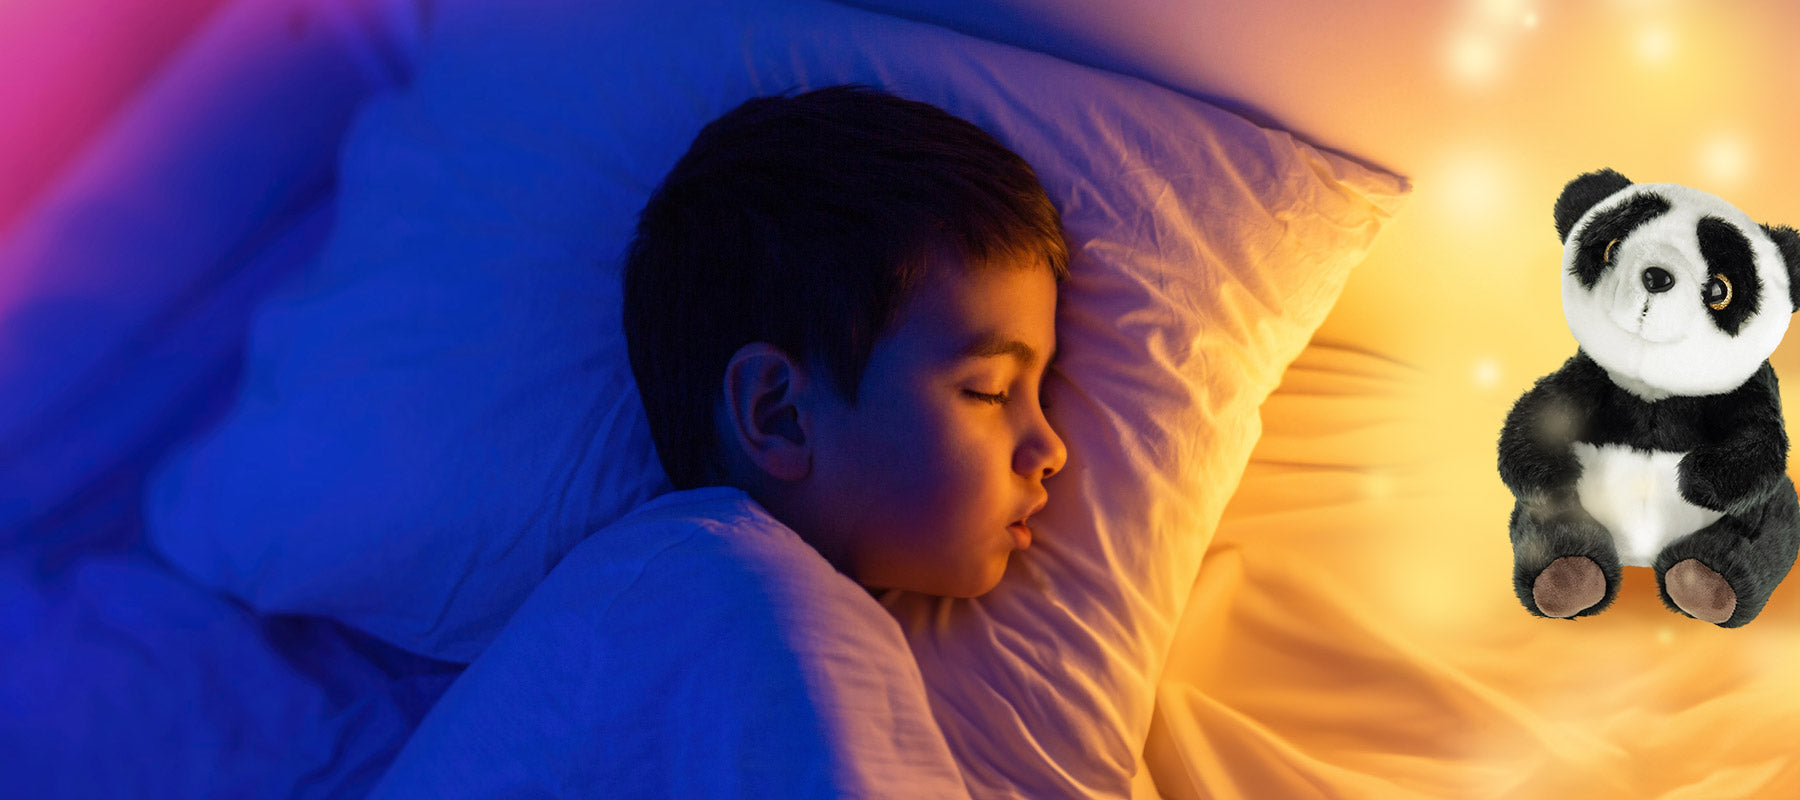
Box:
(964, 389, 1052, 410)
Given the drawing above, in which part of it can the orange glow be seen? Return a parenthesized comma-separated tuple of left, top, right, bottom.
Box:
(1143, 2, 1800, 796)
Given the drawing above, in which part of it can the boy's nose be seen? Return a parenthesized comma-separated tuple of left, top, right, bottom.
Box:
(1022, 418, 1067, 481)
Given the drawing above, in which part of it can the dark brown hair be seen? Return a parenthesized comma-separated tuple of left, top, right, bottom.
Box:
(622, 85, 1069, 490)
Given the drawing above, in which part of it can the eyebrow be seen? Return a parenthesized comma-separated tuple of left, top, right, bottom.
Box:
(955, 331, 1057, 370)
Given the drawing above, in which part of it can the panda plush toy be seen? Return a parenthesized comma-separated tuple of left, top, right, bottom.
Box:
(1499, 168, 1800, 627)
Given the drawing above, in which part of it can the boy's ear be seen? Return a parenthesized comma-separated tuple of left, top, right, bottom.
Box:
(719, 342, 812, 483)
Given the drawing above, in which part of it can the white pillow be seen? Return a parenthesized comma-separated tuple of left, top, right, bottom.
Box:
(146, 0, 1407, 794)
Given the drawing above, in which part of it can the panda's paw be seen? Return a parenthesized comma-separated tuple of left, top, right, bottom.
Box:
(1676, 452, 1732, 511)
(1664, 558, 1737, 624)
(1533, 556, 1607, 618)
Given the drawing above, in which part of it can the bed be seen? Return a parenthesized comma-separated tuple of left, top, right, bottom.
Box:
(11, 0, 1791, 798)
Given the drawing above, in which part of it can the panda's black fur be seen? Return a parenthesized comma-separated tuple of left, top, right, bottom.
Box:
(1498, 168, 1800, 627)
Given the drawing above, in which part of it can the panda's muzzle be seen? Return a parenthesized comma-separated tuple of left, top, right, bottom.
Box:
(1642, 266, 1675, 293)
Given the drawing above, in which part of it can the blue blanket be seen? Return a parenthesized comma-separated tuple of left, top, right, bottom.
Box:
(0, 0, 460, 795)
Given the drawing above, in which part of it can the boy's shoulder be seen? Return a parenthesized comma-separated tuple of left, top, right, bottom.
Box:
(373, 487, 970, 798)
(487, 484, 943, 742)
(597, 485, 850, 593)
(540, 485, 895, 645)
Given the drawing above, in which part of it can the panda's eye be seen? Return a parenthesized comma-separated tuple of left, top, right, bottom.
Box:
(1603, 238, 1621, 264)
(1704, 273, 1733, 311)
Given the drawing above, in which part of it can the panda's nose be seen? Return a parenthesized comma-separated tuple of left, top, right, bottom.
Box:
(1642, 266, 1674, 293)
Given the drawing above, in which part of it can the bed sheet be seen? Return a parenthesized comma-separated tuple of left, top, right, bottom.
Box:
(1143, 332, 1800, 797)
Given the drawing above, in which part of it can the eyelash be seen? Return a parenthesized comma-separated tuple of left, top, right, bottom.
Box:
(965, 390, 1051, 410)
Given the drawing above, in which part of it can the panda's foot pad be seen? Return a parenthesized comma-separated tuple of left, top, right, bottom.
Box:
(1666, 558, 1737, 624)
(1534, 556, 1606, 618)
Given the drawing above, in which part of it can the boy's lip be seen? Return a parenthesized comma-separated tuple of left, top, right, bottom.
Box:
(1013, 494, 1048, 527)
(1008, 521, 1033, 550)
(1008, 494, 1047, 550)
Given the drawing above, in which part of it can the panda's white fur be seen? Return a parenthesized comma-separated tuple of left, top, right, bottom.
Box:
(1562, 183, 1792, 402)
(1560, 183, 1792, 567)
(1569, 442, 1722, 567)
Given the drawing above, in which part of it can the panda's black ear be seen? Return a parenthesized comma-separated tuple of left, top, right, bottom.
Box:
(1554, 169, 1634, 243)
(1762, 223, 1800, 314)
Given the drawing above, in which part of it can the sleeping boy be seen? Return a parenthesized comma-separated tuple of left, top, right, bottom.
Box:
(371, 85, 1069, 797)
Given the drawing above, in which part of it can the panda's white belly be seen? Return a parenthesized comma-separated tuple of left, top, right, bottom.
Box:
(1570, 442, 1724, 567)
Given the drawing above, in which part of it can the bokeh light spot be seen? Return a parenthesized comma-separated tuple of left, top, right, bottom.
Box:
(1473, 358, 1502, 389)
(1637, 26, 1674, 63)
(1698, 133, 1750, 187)
(1364, 470, 1396, 501)
(1448, 34, 1501, 87)
(1435, 151, 1509, 227)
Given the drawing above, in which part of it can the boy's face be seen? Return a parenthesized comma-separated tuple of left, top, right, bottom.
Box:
(787, 253, 1067, 598)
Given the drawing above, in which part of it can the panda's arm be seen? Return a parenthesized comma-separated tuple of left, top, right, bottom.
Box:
(1497, 363, 1593, 502)
(1678, 365, 1791, 516)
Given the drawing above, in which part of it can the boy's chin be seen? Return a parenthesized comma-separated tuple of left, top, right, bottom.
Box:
(926, 560, 1011, 599)
(866, 559, 1009, 599)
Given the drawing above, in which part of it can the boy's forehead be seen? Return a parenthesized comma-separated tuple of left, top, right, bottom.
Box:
(885, 252, 1056, 363)
(897, 278, 1054, 366)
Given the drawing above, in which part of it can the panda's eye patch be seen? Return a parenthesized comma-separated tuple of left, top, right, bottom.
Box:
(1570, 193, 1671, 290)
(1705, 273, 1733, 310)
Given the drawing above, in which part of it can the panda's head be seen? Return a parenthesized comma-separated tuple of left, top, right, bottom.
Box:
(1555, 168, 1800, 400)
